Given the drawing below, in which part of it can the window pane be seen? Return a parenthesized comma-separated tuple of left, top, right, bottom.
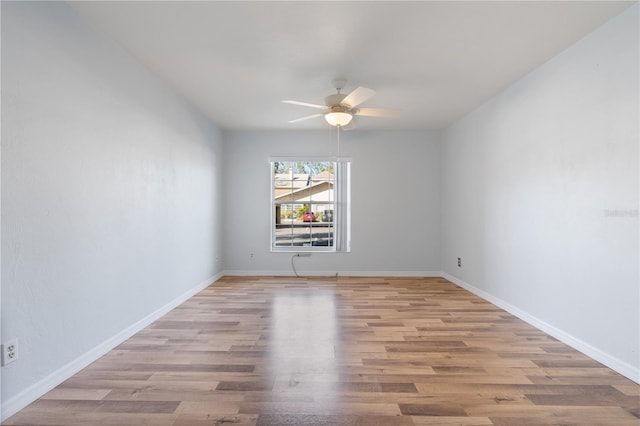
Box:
(272, 160, 337, 251)
(274, 221, 334, 248)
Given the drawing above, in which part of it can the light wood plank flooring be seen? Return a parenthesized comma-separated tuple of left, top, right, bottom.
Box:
(5, 276, 639, 425)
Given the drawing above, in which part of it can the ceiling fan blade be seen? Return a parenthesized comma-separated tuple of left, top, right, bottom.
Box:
(282, 100, 327, 110)
(355, 107, 401, 118)
(288, 113, 324, 123)
(341, 87, 376, 108)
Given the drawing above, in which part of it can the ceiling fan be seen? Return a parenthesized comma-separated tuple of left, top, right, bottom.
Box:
(283, 78, 400, 127)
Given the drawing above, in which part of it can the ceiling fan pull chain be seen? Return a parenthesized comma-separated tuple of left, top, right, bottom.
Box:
(337, 125, 341, 159)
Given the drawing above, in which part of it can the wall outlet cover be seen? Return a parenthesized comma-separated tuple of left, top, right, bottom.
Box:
(2, 338, 18, 366)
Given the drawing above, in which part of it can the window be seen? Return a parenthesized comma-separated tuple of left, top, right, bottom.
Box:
(271, 159, 350, 252)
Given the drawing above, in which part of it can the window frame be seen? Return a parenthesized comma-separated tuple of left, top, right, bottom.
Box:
(270, 157, 351, 253)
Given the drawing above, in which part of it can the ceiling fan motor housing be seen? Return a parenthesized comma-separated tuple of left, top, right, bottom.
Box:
(328, 105, 352, 114)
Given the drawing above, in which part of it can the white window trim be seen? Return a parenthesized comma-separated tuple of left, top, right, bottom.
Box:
(270, 157, 351, 253)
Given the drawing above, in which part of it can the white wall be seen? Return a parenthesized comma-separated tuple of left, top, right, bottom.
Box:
(1, 1, 224, 416)
(223, 129, 441, 276)
(2, 3, 637, 421)
(0, 0, 3, 407)
(441, 5, 639, 380)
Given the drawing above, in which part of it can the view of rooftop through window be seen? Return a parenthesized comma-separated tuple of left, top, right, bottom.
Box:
(272, 161, 336, 250)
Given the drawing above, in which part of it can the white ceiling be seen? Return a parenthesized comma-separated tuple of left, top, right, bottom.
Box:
(69, 1, 633, 131)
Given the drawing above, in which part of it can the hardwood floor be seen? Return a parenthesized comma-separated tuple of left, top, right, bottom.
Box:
(5, 276, 639, 425)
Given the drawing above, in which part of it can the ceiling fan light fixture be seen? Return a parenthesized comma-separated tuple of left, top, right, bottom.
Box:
(325, 111, 353, 127)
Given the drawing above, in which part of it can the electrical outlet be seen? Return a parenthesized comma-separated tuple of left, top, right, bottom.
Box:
(2, 338, 18, 366)
(249, 253, 254, 260)
(457, 257, 462, 267)
(296, 253, 312, 257)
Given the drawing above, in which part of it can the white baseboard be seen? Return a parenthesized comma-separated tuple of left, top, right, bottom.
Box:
(442, 272, 640, 384)
(1, 272, 223, 422)
(222, 270, 442, 278)
(223, 269, 295, 276)
(338, 270, 442, 277)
